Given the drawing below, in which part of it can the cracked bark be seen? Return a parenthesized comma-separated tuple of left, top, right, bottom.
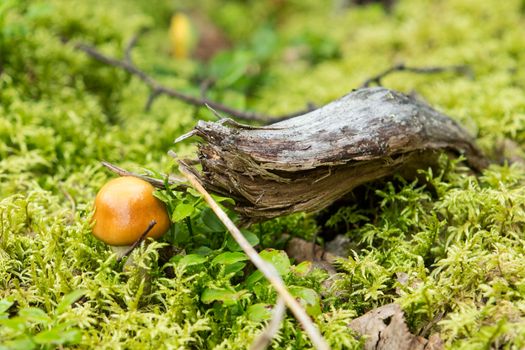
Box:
(178, 87, 487, 221)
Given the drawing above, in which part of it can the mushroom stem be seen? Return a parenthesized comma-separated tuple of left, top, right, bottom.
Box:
(116, 220, 157, 263)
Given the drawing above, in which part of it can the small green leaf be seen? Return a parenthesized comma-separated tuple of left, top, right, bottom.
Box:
(226, 230, 259, 251)
(201, 207, 225, 232)
(56, 289, 87, 314)
(246, 270, 264, 287)
(179, 254, 208, 266)
(211, 194, 235, 205)
(0, 336, 36, 350)
(246, 303, 272, 322)
(211, 252, 248, 265)
(224, 262, 246, 275)
(259, 249, 291, 276)
(172, 202, 194, 222)
(292, 261, 312, 276)
(192, 246, 213, 256)
(0, 317, 26, 332)
(289, 286, 322, 317)
(18, 307, 51, 324)
(173, 223, 190, 244)
(187, 188, 202, 198)
(153, 190, 170, 203)
(0, 299, 13, 314)
(201, 288, 249, 305)
(33, 327, 82, 345)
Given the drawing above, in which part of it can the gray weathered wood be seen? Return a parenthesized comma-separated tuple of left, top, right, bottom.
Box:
(178, 87, 487, 221)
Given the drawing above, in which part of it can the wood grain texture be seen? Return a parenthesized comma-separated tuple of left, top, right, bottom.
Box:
(179, 87, 487, 220)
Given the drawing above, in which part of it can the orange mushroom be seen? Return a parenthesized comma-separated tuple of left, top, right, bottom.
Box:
(91, 176, 171, 246)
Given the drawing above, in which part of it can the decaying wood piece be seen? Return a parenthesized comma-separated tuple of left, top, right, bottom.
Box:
(178, 87, 487, 221)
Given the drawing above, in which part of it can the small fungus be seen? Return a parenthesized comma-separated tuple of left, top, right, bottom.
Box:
(91, 176, 171, 246)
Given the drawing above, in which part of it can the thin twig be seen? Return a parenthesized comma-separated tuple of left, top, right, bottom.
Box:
(250, 297, 286, 350)
(71, 41, 310, 123)
(101, 161, 188, 190)
(199, 78, 215, 98)
(124, 28, 149, 64)
(144, 89, 161, 112)
(360, 63, 472, 88)
(419, 310, 445, 338)
(72, 32, 473, 122)
(179, 162, 330, 350)
(117, 220, 156, 263)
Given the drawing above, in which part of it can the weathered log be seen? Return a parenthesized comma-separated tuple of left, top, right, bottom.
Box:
(177, 87, 487, 221)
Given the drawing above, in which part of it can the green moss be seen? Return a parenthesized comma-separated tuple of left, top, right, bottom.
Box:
(2, 0, 525, 348)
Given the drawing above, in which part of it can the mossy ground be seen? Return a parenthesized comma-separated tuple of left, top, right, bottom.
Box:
(2, 0, 525, 348)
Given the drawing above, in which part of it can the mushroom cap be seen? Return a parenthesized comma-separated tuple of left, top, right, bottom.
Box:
(92, 176, 171, 246)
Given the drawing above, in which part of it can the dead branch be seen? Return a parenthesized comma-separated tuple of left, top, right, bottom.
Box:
(71, 37, 310, 122)
(250, 297, 286, 350)
(361, 63, 472, 88)
(101, 161, 187, 190)
(178, 87, 488, 221)
(179, 162, 330, 350)
(71, 31, 473, 124)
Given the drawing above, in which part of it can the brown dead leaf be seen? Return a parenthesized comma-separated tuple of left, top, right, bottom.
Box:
(325, 234, 353, 257)
(283, 235, 341, 295)
(348, 303, 443, 350)
(284, 236, 338, 273)
(494, 138, 525, 166)
(425, 334, 445, 350)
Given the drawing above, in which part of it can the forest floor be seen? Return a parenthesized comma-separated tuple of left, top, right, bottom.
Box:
(2, 0, 525, 348)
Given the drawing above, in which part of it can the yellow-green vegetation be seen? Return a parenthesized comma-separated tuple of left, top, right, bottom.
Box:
(2, 0, 525, 348)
